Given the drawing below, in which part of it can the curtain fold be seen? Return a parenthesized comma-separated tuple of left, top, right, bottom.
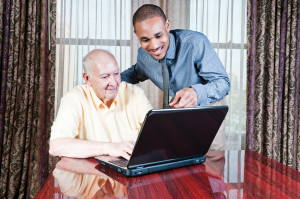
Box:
(0, 1, 56, 198)
(247, 0, 300, 170)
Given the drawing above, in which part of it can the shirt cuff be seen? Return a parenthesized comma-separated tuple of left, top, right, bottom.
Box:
(191, 84, 208, 106)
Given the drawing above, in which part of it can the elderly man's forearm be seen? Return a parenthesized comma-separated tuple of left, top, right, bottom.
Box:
(49, 137, 109, 158)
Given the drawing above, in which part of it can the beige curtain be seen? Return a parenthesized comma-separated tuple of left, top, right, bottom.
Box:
(55, 0, 132, 112)
(55, 0, 247, 149)
(55, 0, 191, 111)
(189, 0, 247, 149)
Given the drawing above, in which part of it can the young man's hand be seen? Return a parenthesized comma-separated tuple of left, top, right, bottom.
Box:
(169, 88, 197, 108)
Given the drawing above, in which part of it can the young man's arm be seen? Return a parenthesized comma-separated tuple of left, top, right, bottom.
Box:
(121, 49, 149, 84)
(171, 35, 230, 108)
(121, 64, 142, 84)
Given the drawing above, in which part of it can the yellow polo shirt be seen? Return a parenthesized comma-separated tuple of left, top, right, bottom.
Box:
(50, 82, 153, 142)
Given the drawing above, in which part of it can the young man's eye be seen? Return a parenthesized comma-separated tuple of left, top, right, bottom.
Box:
(156, 35, 162, 39)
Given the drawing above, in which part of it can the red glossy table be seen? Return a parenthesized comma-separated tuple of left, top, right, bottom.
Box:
(35, 150, 300, 198)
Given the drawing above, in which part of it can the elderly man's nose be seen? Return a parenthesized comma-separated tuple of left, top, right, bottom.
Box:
(109, 76, 118, 86)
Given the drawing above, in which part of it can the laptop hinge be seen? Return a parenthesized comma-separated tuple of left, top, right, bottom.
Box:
(137, 166, 144, 169)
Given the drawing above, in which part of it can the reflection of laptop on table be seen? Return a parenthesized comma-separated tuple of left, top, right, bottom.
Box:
(96, 162, 207, 187)
(95, 106, 228, 177)
(96, 162, 216, 198)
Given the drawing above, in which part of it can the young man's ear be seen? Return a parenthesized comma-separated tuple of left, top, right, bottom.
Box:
(165, 19, 170, 32)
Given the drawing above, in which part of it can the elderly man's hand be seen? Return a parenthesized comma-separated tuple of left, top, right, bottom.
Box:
(169, 88, 197, 108)
(107, 141, 135, 160)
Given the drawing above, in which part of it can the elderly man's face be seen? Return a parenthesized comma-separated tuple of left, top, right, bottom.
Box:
(134, 16, 170, 60)
(86, 59, 121, 104)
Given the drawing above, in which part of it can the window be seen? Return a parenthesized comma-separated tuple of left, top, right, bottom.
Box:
(190, 0, 247, 149)
(55, 0, 247, 149)
(55, 0, 132, 113)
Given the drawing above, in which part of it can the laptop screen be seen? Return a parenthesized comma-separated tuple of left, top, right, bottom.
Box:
(128, 106, 228, 168)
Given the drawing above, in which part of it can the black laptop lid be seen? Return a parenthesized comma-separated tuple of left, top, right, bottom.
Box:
(128, 106, 228, 168)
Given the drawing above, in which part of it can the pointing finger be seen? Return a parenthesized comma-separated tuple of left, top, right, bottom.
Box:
(169, 92, 181, 106)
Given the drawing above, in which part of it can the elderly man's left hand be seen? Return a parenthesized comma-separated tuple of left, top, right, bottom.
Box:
(169, 87, 197, 108)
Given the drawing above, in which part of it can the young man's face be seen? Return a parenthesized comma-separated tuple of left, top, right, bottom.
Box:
(134, 16, 170, 60)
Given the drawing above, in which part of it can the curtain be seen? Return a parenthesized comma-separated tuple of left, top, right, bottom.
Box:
(55, 0, 191, 112)
(55, 0, 133, 112)
(190, 0, 247, 150)
(0, 1, 56, 198)
(54, 0, 215, 111)
(247, 0, 300, 170)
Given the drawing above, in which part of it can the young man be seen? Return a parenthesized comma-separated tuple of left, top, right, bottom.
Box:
(49, 49, 152, 160)
(121, 4, 230, 108)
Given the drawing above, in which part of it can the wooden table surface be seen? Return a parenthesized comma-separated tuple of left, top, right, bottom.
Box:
(35, 150, 300, 198)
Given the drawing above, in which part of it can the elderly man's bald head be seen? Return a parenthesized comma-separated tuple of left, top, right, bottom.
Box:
(83, 49, 117, 75)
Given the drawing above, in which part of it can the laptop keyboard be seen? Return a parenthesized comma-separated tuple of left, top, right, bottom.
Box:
(109, 158, 128, 167)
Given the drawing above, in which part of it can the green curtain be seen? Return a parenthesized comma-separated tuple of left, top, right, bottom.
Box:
(0, 0, 56, 198)
(247, 0, 300, 171)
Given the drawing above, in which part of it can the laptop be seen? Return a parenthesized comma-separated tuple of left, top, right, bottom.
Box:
(95, 105, 228, 177)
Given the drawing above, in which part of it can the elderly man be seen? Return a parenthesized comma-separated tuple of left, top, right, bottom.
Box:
(49, 49, 153, 160)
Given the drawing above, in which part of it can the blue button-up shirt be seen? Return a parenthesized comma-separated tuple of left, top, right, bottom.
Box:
(121, 29, 230, 106)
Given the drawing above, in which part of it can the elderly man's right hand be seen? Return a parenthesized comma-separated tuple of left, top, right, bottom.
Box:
(107, 141, 135, 160)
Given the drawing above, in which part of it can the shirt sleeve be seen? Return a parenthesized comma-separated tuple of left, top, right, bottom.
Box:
(50, 93, 82, 140)
(191, 36, 230, 106)
(121, 48, 149, 84)
(121, 64, 142, 84)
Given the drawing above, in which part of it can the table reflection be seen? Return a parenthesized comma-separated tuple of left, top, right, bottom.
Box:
(205, 151, 226, 198)
(40, 152, 226, 198)
(36, 150, 300, 199)
(53, 168, 128, 198)
(51, 155, 222, 198)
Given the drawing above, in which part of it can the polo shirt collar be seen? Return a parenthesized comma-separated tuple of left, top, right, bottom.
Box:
(165, 32, 176, 60)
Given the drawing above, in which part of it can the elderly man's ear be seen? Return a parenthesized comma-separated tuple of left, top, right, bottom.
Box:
(83, 72, 91, 86)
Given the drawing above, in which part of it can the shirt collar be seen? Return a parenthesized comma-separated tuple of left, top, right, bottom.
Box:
(165, 32, 176, 60)
(89, 85, 117, 110)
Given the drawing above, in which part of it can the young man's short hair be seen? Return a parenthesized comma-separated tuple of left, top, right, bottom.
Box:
(132, 4, 167, 28)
